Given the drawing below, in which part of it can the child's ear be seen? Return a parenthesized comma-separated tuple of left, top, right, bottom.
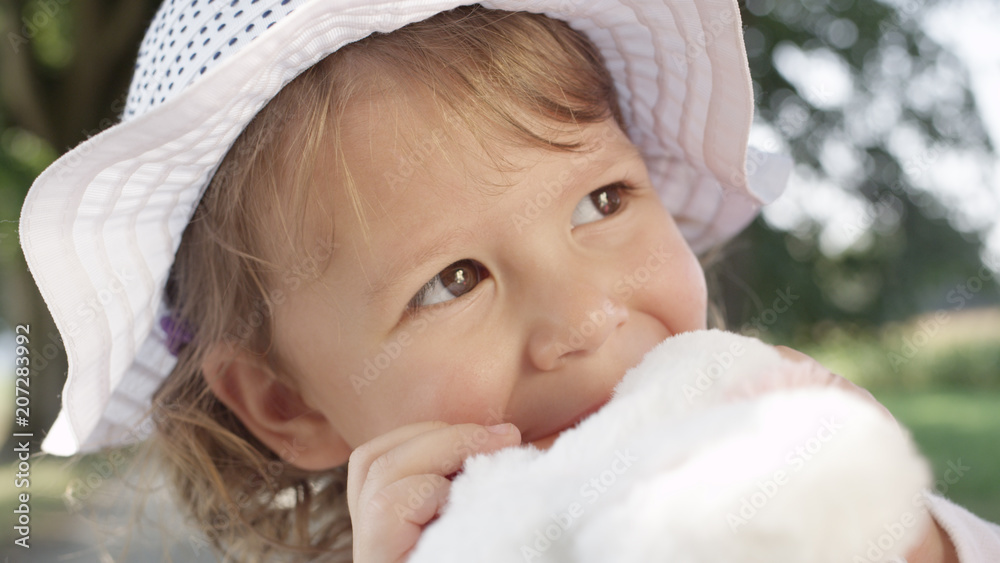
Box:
(200, 342, 351, 470)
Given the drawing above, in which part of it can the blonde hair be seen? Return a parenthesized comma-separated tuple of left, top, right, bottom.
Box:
(150, 5, 626, 561)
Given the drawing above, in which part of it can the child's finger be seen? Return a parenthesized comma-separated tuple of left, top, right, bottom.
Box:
(347, 421, 520, 501)
(347, 422, 520, 563)
(347, 420, 454, 512)
(352, 422, 520, 512)
(373, 474, 452, 527)
(352, 474, 452, 563)
(346, 422, 519, 518)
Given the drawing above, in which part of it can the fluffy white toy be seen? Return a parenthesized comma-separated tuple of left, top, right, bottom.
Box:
(408, 330, 932, 563)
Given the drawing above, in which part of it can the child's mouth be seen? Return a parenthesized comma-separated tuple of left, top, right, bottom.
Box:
(527, 395, 612, 450)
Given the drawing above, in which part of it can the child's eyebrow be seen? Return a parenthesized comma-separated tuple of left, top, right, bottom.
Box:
(363, 226, 474, 307)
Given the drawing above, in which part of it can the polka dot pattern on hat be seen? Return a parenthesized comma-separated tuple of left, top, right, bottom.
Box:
(125, 0, 306, 119)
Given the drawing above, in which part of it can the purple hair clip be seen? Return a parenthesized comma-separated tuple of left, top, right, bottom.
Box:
(160, 315, 194, 356)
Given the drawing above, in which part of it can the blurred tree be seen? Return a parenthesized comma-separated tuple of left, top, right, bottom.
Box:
(712, 0, 1000, 346)
(0, 0, 160, 460)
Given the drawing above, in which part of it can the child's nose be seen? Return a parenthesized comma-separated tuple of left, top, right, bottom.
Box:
(526, 278, 629, 371)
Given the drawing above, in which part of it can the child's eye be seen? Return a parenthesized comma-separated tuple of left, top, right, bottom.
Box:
(571, 182, 632, 227)
(407, 259, 488, 313)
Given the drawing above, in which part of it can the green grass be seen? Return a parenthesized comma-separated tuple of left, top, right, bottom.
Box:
(873, 390, 1000, 523)
(801, 330, 1000, 393)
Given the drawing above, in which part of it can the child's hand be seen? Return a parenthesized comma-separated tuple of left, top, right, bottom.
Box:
(723, 344, 894, 421)
(346, 421, 521, 563)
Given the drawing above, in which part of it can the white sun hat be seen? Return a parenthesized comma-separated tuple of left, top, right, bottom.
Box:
(20, 0, 791, 456)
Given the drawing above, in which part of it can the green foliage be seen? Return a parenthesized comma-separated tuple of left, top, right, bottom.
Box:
(21, 0, 75, 68)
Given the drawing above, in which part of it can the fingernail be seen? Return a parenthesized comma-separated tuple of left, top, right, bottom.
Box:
(486, 423, 511, 435)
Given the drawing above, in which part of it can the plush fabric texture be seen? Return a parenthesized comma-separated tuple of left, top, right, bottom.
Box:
(409, 330, 932, 563)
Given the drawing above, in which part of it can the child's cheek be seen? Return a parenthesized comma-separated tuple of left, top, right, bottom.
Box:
(391, 347, 504, 420)
(640, 239, 707, 332)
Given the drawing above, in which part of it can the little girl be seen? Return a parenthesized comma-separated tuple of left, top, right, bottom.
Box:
(18, 0, 998, 561)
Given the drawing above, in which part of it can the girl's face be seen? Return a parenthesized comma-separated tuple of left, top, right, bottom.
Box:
(271, 93, 707, 463)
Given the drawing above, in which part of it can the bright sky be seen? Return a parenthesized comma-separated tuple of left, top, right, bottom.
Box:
(922, 0, 1000, 264)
